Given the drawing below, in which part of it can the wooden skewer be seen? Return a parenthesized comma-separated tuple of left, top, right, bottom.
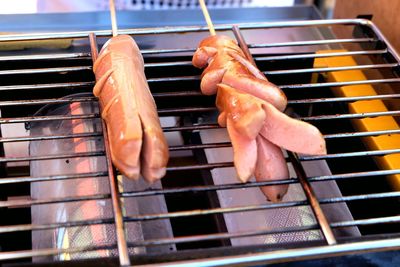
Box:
(109, 0, 118, 37)
(199, 0, 216, 36)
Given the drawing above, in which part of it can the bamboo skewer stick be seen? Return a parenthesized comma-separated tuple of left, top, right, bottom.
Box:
(109, 0, 118, 37)
(199, 0, 216, 36)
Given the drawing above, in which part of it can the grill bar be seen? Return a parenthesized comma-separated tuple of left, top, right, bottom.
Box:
(288, 94, 400, 104)
(145, 61, 192, 68)
(0, 151, 105, 163)
(163, 123, 220, 132)
(147, 75, 199, 83)
(0, 66, 92, 76)
(124, 201, 307, 222)
(324, 129, 400, 139)
(300, 110, 400, 121)
(0, 245, 116, 261)
(255, 49, 387, 61)
(320, 191, 400, 204)
(331, 215, 400, 228)
(146, 76, 400, 88)
(0, 132, 102, 143)
(0, 218, 114, 234)
(165, 124, 400, 137)
(249, 37, 377, 48)
(169, 142, 231, 151)
(0, 171, 108, 184)
(0, 114, 100, 124)
(89, 33, 131, 266)
(280, 78, 400, 89)
(309, 169, 400, 182)
(158, 107, 216, 115)
(144, 53, 389, 69)
(301, 148, 400, 160)
(0, 52, 91, 61)
(0, 96, 97, 107)
(0, 193, 110, 208)
(142, 48, 196, 55)
(0, 81, 94, 92)
(127, 225, 320, 248)
(265, 63, 398, 75)
(121, 179, 297, 198)
(165, 162, 233, 171)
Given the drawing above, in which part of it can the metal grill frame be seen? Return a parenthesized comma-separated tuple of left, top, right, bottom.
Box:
(0, 18, 400, 266)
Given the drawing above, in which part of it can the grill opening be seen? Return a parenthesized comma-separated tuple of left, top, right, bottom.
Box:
(1, 19, 400, 266)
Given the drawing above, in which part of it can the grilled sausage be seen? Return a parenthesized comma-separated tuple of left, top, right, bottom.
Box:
(93, 35, 169, 182)
(227, 118, 258, 182)
(193, 35, 287, 111)
(260, 101, 326, 155)
(193, 35, 326, 202)
(255, 136, 289, 202)
(216, 83, 266, 140)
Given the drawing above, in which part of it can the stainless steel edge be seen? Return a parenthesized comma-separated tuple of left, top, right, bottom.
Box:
(133, 237, 400, 267)
(0, 19, 376, 42)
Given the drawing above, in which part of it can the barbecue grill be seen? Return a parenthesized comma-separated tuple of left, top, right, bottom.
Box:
(1, 16, 400, 266)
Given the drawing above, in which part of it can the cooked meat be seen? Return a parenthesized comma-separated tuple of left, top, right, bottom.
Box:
(93, 35, 169, 182)
(217, 83, 264, 181)
(193, 34, 327, 201)
(222, 72, 286, 112)
(216, 83, 266, 140)
(193, 35, 287, 111)
(255, 136, 289, 202)
(260, 102, 326, 156)
(227, 118, 258, 183)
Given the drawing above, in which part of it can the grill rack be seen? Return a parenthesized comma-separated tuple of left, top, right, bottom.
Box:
(0, 18, 400, 266)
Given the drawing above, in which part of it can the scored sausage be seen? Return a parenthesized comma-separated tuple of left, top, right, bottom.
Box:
(93, 35, 169, 182)
(193, 35, 327, 202)
(193, 35, 287, 111)
(255, 135, 289, 202)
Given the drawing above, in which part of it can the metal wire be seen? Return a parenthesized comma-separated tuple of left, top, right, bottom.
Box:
(265, 63, 398, 75)
(0, 171, 108, 184)
(0, 81, 94, 92)
(255, 49, 387, 61)
(0, 52, 91, 61)
(0, 132, 102, 143)
(0, 114, 100, 124)
(248, 37, 378, 48)
(0, 66, 92, 76)
(0, 151, 105, 163)
(0, 96, 97, 107)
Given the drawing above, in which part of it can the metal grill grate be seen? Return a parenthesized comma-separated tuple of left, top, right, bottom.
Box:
(1, 19, 400, 266)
